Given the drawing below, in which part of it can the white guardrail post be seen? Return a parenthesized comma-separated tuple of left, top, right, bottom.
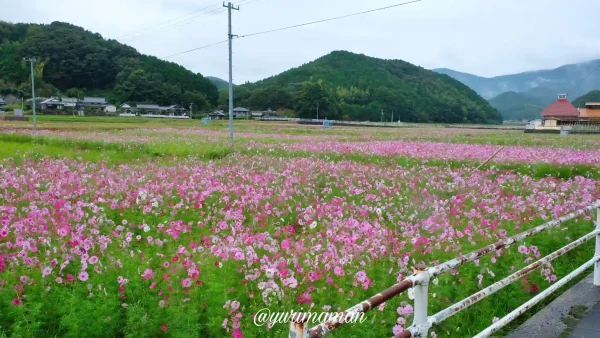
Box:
(413, 264, 430, 337)
(595, 206, 600, 286)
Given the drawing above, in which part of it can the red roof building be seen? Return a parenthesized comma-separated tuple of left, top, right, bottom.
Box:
(541, 94, 580, 119)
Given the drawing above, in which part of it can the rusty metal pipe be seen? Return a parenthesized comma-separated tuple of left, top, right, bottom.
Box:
(308, 278, 416, 338)
(473, 255, 600, 338)
(432, 228, 600, 325)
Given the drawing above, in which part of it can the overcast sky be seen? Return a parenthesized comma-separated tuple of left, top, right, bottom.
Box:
(3, 0, 600, 83)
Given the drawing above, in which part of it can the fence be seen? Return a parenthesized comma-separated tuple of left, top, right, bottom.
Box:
(289, 201, 600, 338)
(260, 117, 524, 131)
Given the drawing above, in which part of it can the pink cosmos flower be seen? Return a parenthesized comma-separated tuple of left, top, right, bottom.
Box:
(518, 245, 529, 255)
(334, 266, 344, 276)
(88, 256, 99, 264)
(393, 324, 404, 335)
(11, 298, 22, 306)
(181, 278, 192, 288)
(42, 267, 52, 278)
(232, 328, 243, 338)
(78, 271, 89, 282)
(142, 269, 154, 279)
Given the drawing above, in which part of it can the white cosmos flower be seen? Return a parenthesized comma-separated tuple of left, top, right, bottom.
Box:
(309, 221, 317, 229)
(408, 287, 415, 300)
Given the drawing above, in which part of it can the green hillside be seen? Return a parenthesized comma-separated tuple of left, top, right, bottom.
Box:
(0, 21, 218, 109)
(227, 51, 501, 124)
(572, 90, 600, 108)
(488, 91, 546, 120)
(207, 76, 233, 91)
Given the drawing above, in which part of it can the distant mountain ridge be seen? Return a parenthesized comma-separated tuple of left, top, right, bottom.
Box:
(231, 51, 502, 124)
(434, 59, 600, 102)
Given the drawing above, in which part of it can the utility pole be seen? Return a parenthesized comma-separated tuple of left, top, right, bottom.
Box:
(224, 1, 239, 146)
(381, 109, 384, 123)
(317, 102, 319, 121)
(25, 58, 37, 128)
(391, 110, 394, 123)
(189, 103, 193, 120)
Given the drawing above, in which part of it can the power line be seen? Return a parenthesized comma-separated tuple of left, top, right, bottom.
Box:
(236, 0, 422, 39)
(121, 0, 261, 43)
(116, 2, 222, 39)
(160, 40, 229, 59)
(124, 7, 226, 43)
(567, 61, 600, 95)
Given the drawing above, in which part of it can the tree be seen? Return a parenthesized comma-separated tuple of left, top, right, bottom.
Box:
(295, 80, 340, 120)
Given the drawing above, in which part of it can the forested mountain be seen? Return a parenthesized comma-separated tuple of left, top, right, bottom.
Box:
(0, 21, 218, 109)
(435, 59, 600, 101)
(207, 76, 233, 91)
(572, 90, 600, 108)
(224, 51, 502, 124)
(488, 91, 545, 120)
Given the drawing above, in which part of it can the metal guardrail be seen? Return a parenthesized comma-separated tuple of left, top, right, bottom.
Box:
(289, 201, 600, 338)
(260, 118, 525, 130)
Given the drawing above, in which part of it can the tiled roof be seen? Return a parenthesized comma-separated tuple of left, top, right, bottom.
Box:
(82, 97, 107, 104)
(137, 104, 159, 109)
(233, 107, 249, 112)
(541, 99, 579, 117)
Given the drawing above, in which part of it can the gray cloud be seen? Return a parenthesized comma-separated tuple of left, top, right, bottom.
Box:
(2, 0, 599, 83)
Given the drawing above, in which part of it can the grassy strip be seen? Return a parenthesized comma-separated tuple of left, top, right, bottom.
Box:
(0, 134, 233, 162)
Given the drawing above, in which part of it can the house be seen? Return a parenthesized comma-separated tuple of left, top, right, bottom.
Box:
(78, 97, 107, 110)
(136, 104, 161, 113)
(0, 97, 6, 107)
(232, 107, 249, 118)
(540, 94, 580, 128)
(250, 111, 264, 119)
(209, 110, 226, 120)
(263, 109, 277, 118)
(120, 103, 134, 113)
(578, 102, 600, 120)
(40, 97, 65, 110)
(250, 109, 277, 119)
(104, 105, 117, 113)
(61, 97, 78, 108)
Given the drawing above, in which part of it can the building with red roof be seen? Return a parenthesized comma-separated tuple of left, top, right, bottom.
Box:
(539, 94, 581, 128)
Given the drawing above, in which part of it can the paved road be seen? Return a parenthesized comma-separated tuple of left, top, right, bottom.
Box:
(569, 300, 600, 338)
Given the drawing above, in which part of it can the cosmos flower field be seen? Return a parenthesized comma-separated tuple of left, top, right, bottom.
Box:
(1, 119, 600, 338)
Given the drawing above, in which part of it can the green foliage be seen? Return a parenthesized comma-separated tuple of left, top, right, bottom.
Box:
(0, 21, 218, 108)
(572, 90, 600, 108)
(488, 91, 545, 120)
(229, 51, 502, 124)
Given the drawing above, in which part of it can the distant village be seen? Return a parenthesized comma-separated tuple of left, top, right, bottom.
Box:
(0, 95, 279, 120)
